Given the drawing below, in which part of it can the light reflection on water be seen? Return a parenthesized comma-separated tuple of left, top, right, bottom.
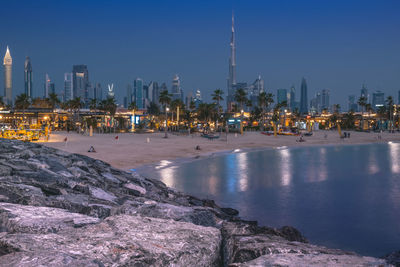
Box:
(139, 143, 400, 257)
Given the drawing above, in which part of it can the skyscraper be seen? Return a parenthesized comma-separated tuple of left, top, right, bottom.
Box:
(134, 78, 144, 109)
(24, 57, 33, 99)
(321, 89, 330, 111)
(361, 85, 368, 103)
(277, 89, 288, 105)
(299, 78, 308, 114)
(107, 84, 115, 98)
(227, 13, 237, 110)
(72, 65, 89, 104)
(348, 95, 358, 111)
(44, 74, 55, 98)
(95, 83, 102, 101)
(3, 46, 12, 106)
(171, 75, 182, 101)
(372, 91, 384, 110)
(149, 81, 159, 105)
(288, 86, 296, 111)
(64, 73, 73, 101)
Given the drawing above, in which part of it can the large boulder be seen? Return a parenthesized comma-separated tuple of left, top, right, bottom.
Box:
(0, 201, 222, 266)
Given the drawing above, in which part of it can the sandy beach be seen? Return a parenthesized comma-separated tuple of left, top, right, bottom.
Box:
(39, 130, 400, 170)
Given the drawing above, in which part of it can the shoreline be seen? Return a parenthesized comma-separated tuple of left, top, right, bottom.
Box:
(41, 130, 400, 171)
(133, 139, 396, 173)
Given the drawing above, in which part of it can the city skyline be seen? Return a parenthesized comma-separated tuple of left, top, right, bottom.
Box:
(1, 0, 400, 108)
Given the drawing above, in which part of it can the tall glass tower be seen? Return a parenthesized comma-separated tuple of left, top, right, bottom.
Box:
(3, 46, 12, 106)
(299, 77, 308, 114)
(134, 78, 144, 109)
(24, 57, 33, 99)
(227, 13, 237, 111)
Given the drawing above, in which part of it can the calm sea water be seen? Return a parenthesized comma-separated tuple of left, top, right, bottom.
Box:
(137, 143, 400, 257)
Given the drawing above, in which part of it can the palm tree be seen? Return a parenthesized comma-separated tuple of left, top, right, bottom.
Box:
(14, 93, 31, 122)
(48, 93, 60, 110)
(0, 96, 4, 109)
(197, 103, 216, 125)
(358, 96, 367, 130)
(258, 92, 267, 131)
(170, 99, 184, 124)
(89, 98, 98, 112)
(234, 88, 248, 135)
(70, 97, 83, 125)
(128, 101, 137, 111)
(159, 90, 172, 138)
(211, 89, 224, 132)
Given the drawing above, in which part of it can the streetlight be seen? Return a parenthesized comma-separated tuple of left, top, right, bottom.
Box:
(240, 109, 244, 135)
(164, 107, 170, 138)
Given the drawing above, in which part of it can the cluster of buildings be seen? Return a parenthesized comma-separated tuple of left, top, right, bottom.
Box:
(1, 14, 398, 114)
(347, 85, 387, 112)
(123, 75, 204, 111)
(2, 46, 107, 107)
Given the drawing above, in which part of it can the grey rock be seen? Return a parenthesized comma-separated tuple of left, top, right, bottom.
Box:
(0, 202, 100, 234)
(383, 250, 400, 266)
(1, 214, 222, 267)
(230, 253, 389, 267)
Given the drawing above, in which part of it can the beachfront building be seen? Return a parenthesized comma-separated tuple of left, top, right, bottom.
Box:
(3, 46, 12, 106)
(24, 57, 33, 99)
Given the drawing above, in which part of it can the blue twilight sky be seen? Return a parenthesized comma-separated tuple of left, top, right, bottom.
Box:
(1, 0, 400, 108)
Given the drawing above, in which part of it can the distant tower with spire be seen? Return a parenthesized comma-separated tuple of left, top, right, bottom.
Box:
(24, 57, 33, 99)
(299, 77, 308, 114)
(227, 12, 237, 111)
(3, 46, 12, 106)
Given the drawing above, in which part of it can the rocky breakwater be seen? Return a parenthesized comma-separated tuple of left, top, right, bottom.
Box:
(0, 139, 392, 266)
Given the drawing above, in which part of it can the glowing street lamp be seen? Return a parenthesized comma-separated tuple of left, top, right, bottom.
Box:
(164, 107, 170, 138)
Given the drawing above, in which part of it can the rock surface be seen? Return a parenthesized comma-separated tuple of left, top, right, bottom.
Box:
(0, 139, 395, 266)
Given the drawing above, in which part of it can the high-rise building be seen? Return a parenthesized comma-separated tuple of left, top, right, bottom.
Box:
(72, 65, 89, 104)
(361, 85, 368, 103)
(372, 91, 385, 110)
(64, 73, 73, 101)
(107, 84, 115, 98)
(44, 74, 55, 98)
(348, 95, 358, 111)
(148, 81, 159, 105)
(124, 84, 133, 108)
(227, 13, 237, 111)
(194, 89, 202, 108)
(171, 75, 182, 101)
(24, 57, 33, 99)
(277, 89, 287, 105)
(247, 76, 264, 108)
(288, 86, 296, 111)
(134, 78, 144, 109)
(321, 89, 330, 111)
(299, 77, 308, 114)
(3, 46, 12, 106)
(93, 83, 102, 101)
